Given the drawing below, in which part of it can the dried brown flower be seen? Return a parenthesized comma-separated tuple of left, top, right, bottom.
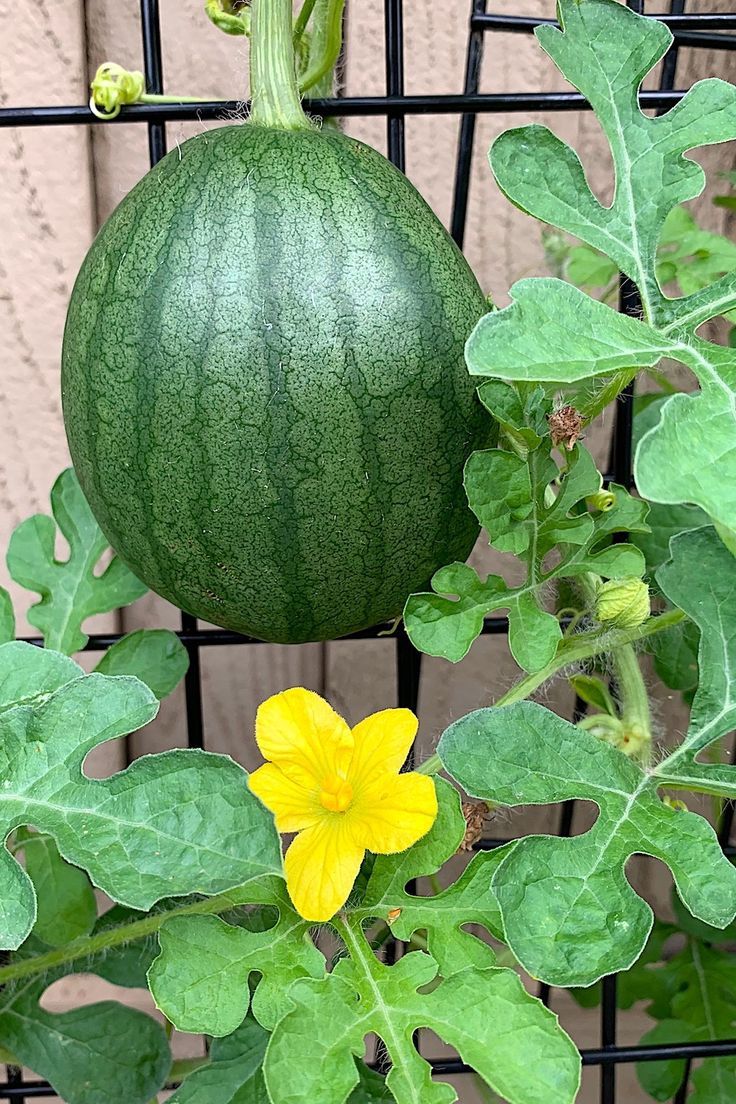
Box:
(460, 801, 493, 852)
(548, 405, 584, 450)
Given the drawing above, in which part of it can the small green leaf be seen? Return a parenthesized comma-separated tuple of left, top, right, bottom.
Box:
(568, 674, 617, 716)
(476, 380, 546, 453)
(6, 468, 147, 654)
(0, 640, 282, 950)
(148, 876, 324, 1036)
(507, 590, 562, 672)
(14, 829, 96, 947)
(168, 1016, 270, 1104)
(464, 450, 533, 555)
(404, 563, 509, 664)
(438, 698, 736, 986)
(95, 628, 189, 699)
(0, 588, 15, 644)
(0, 964, 170, 1104)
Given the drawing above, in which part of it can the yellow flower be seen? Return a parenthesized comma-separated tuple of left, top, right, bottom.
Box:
(248, 687, 438, 922)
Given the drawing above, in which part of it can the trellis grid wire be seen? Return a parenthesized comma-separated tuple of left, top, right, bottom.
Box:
(0, 1, 735, 1101)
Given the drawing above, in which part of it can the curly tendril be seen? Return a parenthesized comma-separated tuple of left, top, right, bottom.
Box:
(205, 0, 251, 37)
(89, 63, 146, 119)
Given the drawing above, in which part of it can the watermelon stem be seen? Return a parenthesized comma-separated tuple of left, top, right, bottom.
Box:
(249, 0, 314, 131)
(298, 0, 346, 95)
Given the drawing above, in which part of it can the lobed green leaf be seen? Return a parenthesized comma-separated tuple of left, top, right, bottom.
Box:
(6, 468, 147, 654)
(0, 641, 281, 950)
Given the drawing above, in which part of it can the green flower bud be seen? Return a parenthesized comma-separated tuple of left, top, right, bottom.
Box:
(596, 577, 650, 629)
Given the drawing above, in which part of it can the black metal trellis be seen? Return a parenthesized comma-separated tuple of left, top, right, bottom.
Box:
(1, 1, 735, 1101)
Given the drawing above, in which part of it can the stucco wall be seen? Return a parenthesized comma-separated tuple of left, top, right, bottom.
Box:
(0, 2, 734, 1100)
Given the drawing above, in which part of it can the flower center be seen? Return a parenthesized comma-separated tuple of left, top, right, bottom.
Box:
(319, 773, 354, 813)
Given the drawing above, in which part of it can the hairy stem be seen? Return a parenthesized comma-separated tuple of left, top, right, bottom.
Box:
(0, 885, 253, 988)
(249, 0, 312, 129)
(416, 608, 685, 776)
(611, 641, 652, 764)
(299, 0, 346, 94)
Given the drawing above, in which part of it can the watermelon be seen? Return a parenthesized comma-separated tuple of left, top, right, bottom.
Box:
(62, 123, 489, 644)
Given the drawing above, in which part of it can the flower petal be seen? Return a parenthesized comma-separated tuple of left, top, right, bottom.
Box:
(255, 687, 353, 787)
(284, 819, 364, 922)
(348, 708, 418, 788)
(352, 773, 438, 854)
(248, 763, 321, 832)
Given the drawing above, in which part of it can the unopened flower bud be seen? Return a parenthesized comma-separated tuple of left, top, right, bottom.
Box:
(596, 577, 650, 629)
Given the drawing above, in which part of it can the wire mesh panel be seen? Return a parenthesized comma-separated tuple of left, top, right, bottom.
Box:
(0, 1, 734, 1101)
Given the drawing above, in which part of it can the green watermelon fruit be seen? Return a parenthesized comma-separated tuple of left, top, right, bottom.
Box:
(62, 122, 489, 644)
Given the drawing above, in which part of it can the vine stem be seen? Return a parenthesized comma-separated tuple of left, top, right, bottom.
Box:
(249, 0, 312, 129)
(298, 0, 346, 94)
(0, 886, 252, 988)
(416, 608, 684, 777)
(611, 641, 652, 764)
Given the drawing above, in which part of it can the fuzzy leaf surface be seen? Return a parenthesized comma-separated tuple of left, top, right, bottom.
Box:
(465, 0, 736, 528)
(149, 876, 325, 1036)
(14, 829, 96, 947)
(6, 468, 147, 653)
(265, 930, 580, 1104)
(0, 641, 281, 949)
(438, 696, 736, 986)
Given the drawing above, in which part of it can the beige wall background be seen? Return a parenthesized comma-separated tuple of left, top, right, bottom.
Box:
(0, 2, 735, 1101)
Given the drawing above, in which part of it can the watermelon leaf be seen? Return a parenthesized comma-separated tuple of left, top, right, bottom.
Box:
(355, 778, 506, 974)
(13, 829, 96, 947)
(0, 640, 282, 950)
(95, 627, 189, 699)
(436, 528, 736, 987)
(148, 875, 325, 1036)
(405, 443, 647, 671)
(264, 920, 580, 1104)
(6, 468, 147, 654)
(0, 587, 14, 644)
(167, 1016, 391, 1104)
(0, 956, 171, 1104)
(168, 1016, 271, 1104)
(148, 783, 505, 1033)
(465, 0, 736, 530)
(636, 942, 736, 1103)
(148, 781, 580, 1104)
(438, 695, 736, 987)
